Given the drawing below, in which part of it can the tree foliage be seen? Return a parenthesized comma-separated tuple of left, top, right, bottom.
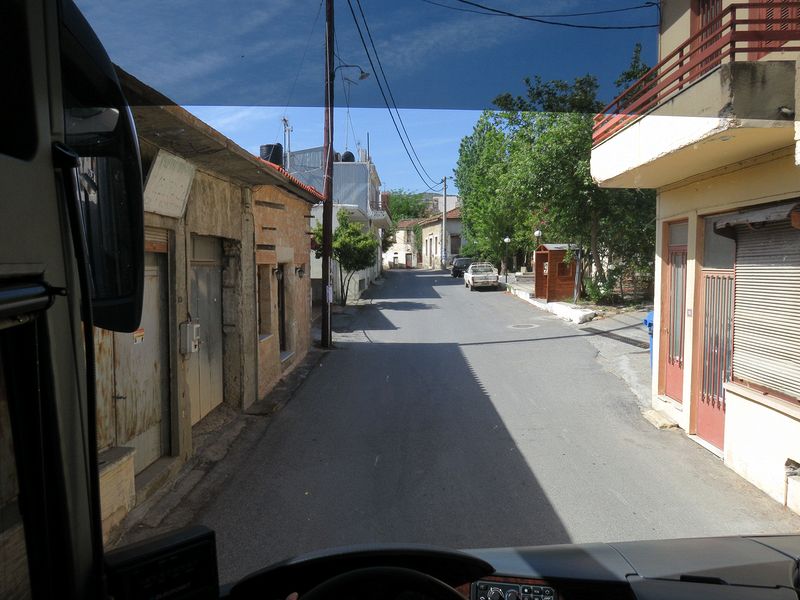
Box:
(312, 210, 378, 305)
(386, 189, 428, 220)
(386, 189, 428, 254)
(455, 47, 656, 300)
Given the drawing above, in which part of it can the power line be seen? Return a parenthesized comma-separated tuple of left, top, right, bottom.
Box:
(354, 0, 440, 187)
(420, 0, 658, 18)
(334, 33, 359, 152)
(451, 0, 659, 29)
(274, 0, 324, 143)
(345, 0, 442, 192)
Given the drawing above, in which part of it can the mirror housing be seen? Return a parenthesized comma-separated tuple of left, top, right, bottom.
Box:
(60, 0, 144, 332)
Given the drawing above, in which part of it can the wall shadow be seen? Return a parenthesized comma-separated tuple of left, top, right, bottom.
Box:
(200, 340, 573, 583)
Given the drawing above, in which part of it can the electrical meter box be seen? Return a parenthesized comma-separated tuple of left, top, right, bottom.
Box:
(180, 321, 200, 354)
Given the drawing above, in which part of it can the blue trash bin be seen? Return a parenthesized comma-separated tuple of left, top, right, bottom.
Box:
(643, 311, 654, 369)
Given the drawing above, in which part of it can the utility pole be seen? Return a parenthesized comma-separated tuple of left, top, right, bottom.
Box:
(321, 0, 334, 348)
(441, 177, 447, 268)
(282, 116, 292, 171)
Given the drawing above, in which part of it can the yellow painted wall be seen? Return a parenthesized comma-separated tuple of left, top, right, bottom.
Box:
(653, 148, 800, 508)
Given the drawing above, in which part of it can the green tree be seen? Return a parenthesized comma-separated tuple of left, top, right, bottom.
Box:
(312, 210, 379, 305)
(454, 112, 530, 270)
(386, 189, 428, 220)
(493, 74, 604, 114)
(456, 46, 656, 299)
(613, 42, 656, 110)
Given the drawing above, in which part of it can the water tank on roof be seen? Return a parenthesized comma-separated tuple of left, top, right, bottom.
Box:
(259, 143, 283, 167)
(341, 150, 355, 162)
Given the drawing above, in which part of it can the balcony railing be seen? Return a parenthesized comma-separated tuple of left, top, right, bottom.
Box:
(593, 1, 800, 146)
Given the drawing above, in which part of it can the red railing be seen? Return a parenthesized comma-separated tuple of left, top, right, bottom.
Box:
(593, 1, 800, 146)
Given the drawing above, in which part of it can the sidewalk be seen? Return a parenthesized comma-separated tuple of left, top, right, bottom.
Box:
(503, 277, 596, 324)
(504, 277, 658, 414)
(576, 308, 654, 409)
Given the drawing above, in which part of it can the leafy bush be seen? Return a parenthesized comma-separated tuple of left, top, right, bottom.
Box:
(583, 268, 620, 305)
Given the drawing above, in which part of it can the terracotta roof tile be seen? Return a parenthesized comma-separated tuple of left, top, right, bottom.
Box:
(395, 218, 424, 229)
(418, 206, 461, 226)
(257, 158, 324, 203)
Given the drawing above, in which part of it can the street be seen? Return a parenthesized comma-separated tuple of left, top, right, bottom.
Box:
(194, 270, 800, 584)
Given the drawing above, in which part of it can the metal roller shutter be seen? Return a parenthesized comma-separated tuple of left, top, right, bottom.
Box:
(144, 227, 168, 253)
(733, 220, 800, 400)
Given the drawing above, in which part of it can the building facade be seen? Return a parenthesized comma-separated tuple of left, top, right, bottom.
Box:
(590, 0, 800, 513)
(252, 163, 321, 400)
(289, 147, 391, 303)
(384, 219, 422, 269)
(95, 70, 321, 542)
(420, 208, 463, 268)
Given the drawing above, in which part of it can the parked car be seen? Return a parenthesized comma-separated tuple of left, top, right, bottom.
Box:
(464, 262, 499, 290)
(450, 257, 473, 277)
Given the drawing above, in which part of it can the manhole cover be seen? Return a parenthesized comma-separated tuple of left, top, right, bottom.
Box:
(510, 324, 539, 329)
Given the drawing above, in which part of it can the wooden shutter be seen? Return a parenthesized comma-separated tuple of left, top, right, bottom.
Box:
(733, 220, 800, 401)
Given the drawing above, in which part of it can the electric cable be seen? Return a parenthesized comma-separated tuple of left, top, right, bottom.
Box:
(355, 0, 441, 187)
(451, 0, 659, 29)
(345, 0, 443, 192)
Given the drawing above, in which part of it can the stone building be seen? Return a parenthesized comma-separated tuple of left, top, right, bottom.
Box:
(94, 69, 321, 542)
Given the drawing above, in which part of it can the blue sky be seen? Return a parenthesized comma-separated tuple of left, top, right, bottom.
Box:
(187, 105, 481, 193)
(77, 0, 660, 192)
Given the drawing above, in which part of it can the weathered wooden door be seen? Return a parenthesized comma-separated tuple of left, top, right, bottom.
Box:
(664, 245, 688, 402)
(405, 253, 412, 268)
(114, 252, 170, 474)
(189, 237, 224, 425)
(695, 270, 734, 449)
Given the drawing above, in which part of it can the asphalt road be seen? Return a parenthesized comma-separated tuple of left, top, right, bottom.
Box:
(198, 270, 800, 584)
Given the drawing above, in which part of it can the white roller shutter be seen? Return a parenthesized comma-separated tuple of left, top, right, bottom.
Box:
(733, 220, 800, 400)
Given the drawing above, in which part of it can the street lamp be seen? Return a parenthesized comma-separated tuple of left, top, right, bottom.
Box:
(503, 236, 511, 283)
(335, 63, 370, 80)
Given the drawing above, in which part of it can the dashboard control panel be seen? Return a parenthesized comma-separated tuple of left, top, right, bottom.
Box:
(473, 580, 557, 600)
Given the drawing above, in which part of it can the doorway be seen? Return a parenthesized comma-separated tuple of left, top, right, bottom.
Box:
(663, 222, 688, 403)
(114, 251, 170, 474)
(189, 236, 224, 425)
(692, 216, 735, 450)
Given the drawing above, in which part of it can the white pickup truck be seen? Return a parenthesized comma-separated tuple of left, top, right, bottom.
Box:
(464, 262, 500, 291)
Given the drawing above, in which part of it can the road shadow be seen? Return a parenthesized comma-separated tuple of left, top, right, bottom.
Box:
(371, 301, 438, 312)
(364, 270, 464, 300)
(200, 340, 573, 583)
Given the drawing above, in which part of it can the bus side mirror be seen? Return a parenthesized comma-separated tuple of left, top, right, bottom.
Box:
(61, 0, 144, 333)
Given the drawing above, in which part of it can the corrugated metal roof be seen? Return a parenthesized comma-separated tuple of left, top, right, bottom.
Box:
(537, 243, 578, 251)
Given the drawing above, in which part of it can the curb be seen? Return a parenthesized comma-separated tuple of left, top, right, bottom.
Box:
(505, 283, 596, 324)
(642, 408, 678, 430)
